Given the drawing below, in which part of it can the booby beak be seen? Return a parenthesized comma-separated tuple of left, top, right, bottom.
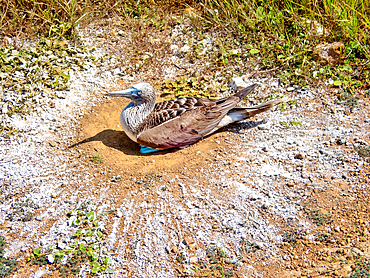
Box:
(109, 87, 141, 99)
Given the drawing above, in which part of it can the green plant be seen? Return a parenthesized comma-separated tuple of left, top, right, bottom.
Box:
(290, 120, 302, 127)
(243, 241, 260, 252)
(314, 231, 335, 242)
(0, 0, 119, 39)
(349, 258, 370, 278)
(355, 145, 370, 158)
(281, 229, 306, 245)
(282, 231, 298, 245)
(90, 154, 104, 163)
(337, 90, 360, 110)
(0, 236, 18, 276)
(308, 210, 333, 226)
(28, 210, 114, 276)
(177, 252, 185, 264)
(0, 126, 18, 137)
(281, 120, 302, 128)
(0, 38, 96, 131)
(278, 102, 288, 112)
(6, 199, 39, 221)
(160, 76, 217, 99)
(185, 246, 237, 277)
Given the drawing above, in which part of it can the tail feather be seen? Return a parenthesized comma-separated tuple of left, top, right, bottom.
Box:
(230, 98, 286, 119)
(205, 98, 286, 136)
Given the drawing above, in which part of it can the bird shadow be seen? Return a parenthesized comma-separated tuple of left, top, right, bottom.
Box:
(67, 129, 175, 156)
(68, 120, 265, 156)
(228, 119, 267, 134)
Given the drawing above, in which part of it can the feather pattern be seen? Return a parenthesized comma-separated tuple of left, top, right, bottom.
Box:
(110, 83, 283, 150)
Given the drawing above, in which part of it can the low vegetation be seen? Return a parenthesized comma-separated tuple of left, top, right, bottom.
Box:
(0, 236, 18, 277)
(28, 209, 113, 277)
(136, 171, 162, 189)
(307, 209, 333, 226)
(1, 0, 369, 132)
(178, 246, 237, 278)
(1, 0, 369, 84)
(350, 258, 370, 278)
(90, 154, 104, 164)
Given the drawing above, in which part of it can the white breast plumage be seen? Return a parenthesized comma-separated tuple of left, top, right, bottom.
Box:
(119, 109, 138, 142)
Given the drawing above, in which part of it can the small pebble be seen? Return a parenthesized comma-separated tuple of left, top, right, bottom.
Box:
(49, 141, 57, 147)
(287, 181, 294, 187)
(116, 209, 123, 218)
(294, 152, 305, 160)
(183, 236, 195, 245)
(190, 256, 198, 264)
(171, 245, 178, 253)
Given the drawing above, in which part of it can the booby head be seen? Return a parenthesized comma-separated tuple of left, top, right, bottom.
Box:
(109, 82, 156, 105)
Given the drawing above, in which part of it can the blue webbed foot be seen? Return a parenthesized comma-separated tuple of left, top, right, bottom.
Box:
(140, 145, 162, 154)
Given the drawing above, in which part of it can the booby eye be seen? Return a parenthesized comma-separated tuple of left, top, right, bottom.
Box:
(131, 86, 142, 97)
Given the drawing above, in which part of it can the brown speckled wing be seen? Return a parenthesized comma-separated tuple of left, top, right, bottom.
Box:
(153, 96, 212, 111)
(136, 95, 240, 149)
(138, 97, 216, 133)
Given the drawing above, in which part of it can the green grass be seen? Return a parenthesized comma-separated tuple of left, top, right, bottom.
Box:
(1, 0, 369, 131)
(0, 0, 120, 39)
(196, 0, 369, 94)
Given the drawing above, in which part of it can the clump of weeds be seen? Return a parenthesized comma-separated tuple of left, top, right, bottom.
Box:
(355, 145, 370, 158)
(0, 236, 18, 276)
(190, 247, 237, 278)
(281, 120, 302, 129)
(349, 258, 370, 278)
(136, 171, 162, 189)
(28, 210, 114, 276)
(160, 76, 218, 99)
(242, 241, 260, 253)
(281, 229, 307, 245)
(314, 231, 335, 243)
(6, 199, 39, 221)
(307, 210, 333, 226)
(90, 154, 104, 164)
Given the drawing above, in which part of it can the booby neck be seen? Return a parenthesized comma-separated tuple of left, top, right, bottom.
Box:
(119, 100, 155, 142)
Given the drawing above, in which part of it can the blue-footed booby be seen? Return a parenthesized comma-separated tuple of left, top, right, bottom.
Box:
(109, 83, 283, 153)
